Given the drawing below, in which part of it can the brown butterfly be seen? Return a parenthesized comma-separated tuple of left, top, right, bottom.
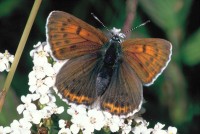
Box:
(46, 11, 172, 116)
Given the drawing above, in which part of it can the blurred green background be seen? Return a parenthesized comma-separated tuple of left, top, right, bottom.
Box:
(0, 0, 199, 133)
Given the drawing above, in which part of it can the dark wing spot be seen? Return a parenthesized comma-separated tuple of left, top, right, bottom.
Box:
(70, 45, 77, 50)
(62, 23, 67, 26)
(59, 49, 65, 54)
(142, 45, 146, 53)
(63, 34, 67, 38)
(155, 48, 159, 52)
(55, 42, 62, 46)
(76, 26, 82, 35)
(61, 28, 65, 31)
(149, 57, 154, 62)
(154, 53, 158, 57)
(65, 40, 70, 44)
(145, 61, 149, 66)
(53, 51, 57, 56)
(53, 34, 57, 38)
(139, 62, 144, 68)
(67, 19, 71, 22)
(113, 110, 118, 114)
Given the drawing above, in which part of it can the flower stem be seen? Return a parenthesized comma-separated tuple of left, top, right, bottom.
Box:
(0, 0, 42, 111)
(122, 0, 138, 38)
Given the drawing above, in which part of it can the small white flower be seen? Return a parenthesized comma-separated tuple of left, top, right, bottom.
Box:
(70, 113, 94, 133)
(109, 115, 121, 132)
(132, 125, 147, 134)
(58, 128, 71, 134)
(167, 126, 177, 134)
(30, 42, 50, 67)
(31, 63, 55, 79)
(55, 106, 65, 114)
(43, 63, 55, 77)
(152, 122, 167, 134)
(70, 123, 80, 134)
(154, 122, 165, 130)
(17, 95, 36, 114)
(43, 76, 55, 87)
(47, 103, 64, 114)
(132, 117, 152, 134)
(29, 77, 53, 104)
(0, 50, 14, 72)
(10, 119, 32, 134)
(39, 94, 50, 104)
(121, 119, 133, 134)
(23, 110, 43, 124)
(40, 108, 52, 119)
(87, 109, 105, 131)
(0, 126, 11, 134)
(59, 119, 67, 128)
(67, 104, 87, 116)
(40, 103, 64, 119)
(32, 66, 47, 79)
(122, 125, 131, 134)
(103, 112, 122, 132)
(30, 93, 40, 101)
(132, 123, 152, 134)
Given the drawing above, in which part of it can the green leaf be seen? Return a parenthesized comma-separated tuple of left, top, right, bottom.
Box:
(181, 29, 200, 66)
(139, 0, 192, 31)
(139, 0, 178, 31)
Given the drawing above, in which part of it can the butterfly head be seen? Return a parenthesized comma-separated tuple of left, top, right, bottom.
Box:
(110, 27, 126, 42)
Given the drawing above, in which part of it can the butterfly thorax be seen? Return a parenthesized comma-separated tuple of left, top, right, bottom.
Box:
(96, 36, 122, 96)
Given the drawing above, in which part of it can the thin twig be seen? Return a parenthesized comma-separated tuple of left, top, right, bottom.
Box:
(122, 0, 138, 38)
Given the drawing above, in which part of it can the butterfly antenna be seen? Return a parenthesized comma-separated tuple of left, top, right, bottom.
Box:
(124, 20, 151, 34)
(91, 13, 110, 32)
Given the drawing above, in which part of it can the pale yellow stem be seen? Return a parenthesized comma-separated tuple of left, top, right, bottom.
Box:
(0, 0, 42, 111)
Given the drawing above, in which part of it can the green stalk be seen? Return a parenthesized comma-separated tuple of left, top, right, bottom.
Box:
(0, 0, 42, 111)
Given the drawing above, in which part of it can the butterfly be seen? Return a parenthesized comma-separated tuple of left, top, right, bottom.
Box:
(46, 11, 172, 116)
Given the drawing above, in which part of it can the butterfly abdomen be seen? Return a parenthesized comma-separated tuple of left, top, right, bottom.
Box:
(96, 39, 122, 96)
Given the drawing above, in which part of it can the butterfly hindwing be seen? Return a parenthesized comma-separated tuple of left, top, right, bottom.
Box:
(55, 53, 102, 105)
(122, 38, 172, 86)
(100, 61, 143, 115)
(46, 11, 108, 60)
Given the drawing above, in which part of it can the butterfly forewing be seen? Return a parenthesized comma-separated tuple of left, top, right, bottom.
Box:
(55, 53, 102, 105)
(46, 11, 108, 60)
(122, 38, 172, 86)
(101, 62, 143, 115)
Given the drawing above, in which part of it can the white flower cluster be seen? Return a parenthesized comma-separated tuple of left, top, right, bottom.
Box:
(0, 50, 14, 72)
(0, 42, 177, 134)
(0, 42, 64, 134)
(132, 117, 177, 134)
(58, 104, 133, 134)
(58, 104, 177, 134)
